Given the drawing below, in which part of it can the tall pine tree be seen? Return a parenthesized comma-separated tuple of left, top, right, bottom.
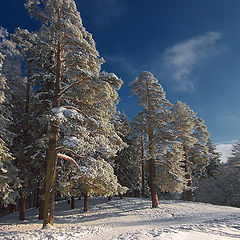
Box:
(131, 71, 171, 207)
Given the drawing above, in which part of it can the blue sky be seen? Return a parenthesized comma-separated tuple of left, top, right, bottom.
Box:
(1, 0, 240, 145)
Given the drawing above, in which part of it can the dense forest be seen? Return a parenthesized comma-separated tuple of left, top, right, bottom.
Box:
(0, 0, 239, 228)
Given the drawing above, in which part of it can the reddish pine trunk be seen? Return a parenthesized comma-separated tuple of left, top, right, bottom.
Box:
(49, 193, 55, 225)
(71, 196, 75, 209)
(146, 87, 158, 208)
(49, 153, 58, 226)
(19, 191, 26, 221)
(83, 193, 88, 212)
(38, 184, 45, 220)
(39, 198, 44, 220)
(149, 159, 158, 208)
(183, 146, 193, 201)
(119, 194, 123, 199)
(43, 40, 61, 227)
(148, 128, 158, 208)
(141, 134, 145, 198)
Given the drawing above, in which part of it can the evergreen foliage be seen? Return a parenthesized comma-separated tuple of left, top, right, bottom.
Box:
(113, 111, 141, 197)
(131, 71, 172, 207)
(0, 28, 21, 206)
(171, 101, 210, 201)
(23, 0, 126, 225)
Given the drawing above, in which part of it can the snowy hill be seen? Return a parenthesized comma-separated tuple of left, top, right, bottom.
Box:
(1, 197, 240, 239)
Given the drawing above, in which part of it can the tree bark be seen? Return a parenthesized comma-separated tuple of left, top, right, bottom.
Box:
(83, 193, 88, 212)
(43, 41, 61, 227)
(38, 182, 45, 220)
(119, 194, 123, 199)
(183, 146, 193, 201)
(35, 185, 39, 208)
(28, 194, 32, 209)
(71, 196, 75, 209)
(148, 129, 158, 208)
(149, 157, 158, 207)
(146, 80, 158, 208)
(108, 196, 112, 201)
(39, 198, 44, 220)
(19, 191, 26, 221)
(141, 134, 145, 198)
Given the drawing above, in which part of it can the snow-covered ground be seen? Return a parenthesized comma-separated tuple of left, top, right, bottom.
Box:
(1, 197, 240, 239)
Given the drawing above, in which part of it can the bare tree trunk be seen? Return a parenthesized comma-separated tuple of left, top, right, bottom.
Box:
(19, 191, 26, 221)
(83, 193, 88, 212)
(39, 198, 44, 220)
(146, 81, 158, 208)
(49, 192, 55, 225)
(71, 196, 75, 209)
(148, 129, 158, 208)
(119, 194, 123, 199)
(28, 194, 32, 209)
(108, 196, 112, 201)
(38, 182, 45, 220)
(183, 146, 192, 201)
(36, 185, 39, 208)
(49, 154, 58, 226)
(43, 41, 61, 227)
(149, 158, 158, 207)
(141, 134, 145, 198)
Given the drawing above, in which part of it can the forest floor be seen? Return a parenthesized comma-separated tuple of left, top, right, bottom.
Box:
(1, 197, 240, 239)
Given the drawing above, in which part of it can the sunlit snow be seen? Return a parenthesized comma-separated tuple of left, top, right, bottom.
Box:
(1, 197, 240, 239)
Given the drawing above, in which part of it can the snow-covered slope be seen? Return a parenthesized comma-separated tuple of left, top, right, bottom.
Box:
(1, 197, 240, 239)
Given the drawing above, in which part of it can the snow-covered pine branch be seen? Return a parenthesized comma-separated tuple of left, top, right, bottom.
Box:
(58, 77, 91, 98)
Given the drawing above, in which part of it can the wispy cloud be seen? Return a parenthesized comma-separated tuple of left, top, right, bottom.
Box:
(90, 0, 127, 28)
(161, 32, 222, 91)
(104, 54, 137, 76)
(221, 115, 240, 122)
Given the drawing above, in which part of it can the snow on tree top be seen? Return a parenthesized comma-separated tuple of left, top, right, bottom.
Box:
(100, 72, 118, 79)
(52, 106, 85, 122)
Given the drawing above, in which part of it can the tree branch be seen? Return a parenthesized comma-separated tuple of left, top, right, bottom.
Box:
(58, 77, 91, 97)
(57, 153, 79, 168)
(58, 96, 90, 106)
(55, 147, 87, 159)
(62, 105, 88, 118)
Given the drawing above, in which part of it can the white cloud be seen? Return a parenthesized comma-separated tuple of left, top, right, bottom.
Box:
(216, 141, 235, 163)
(162, 32, 222, 91)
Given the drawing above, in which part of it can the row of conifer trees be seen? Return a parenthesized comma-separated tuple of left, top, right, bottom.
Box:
(0, 0, 226, 227)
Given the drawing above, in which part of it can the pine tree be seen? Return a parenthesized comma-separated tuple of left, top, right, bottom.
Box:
(194, 139, 222, 204)
(25, 0, 126, 226)
(131, 112, 148, 198)
(197, 139, 221, 178)
(2, 56, 29, 220)
(131, 71, 171, 207)
(0, 27, 21, 207)
(171, 101, 209, 201)
(113, 111, 140, 198)
(227, 141, 240, 167)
